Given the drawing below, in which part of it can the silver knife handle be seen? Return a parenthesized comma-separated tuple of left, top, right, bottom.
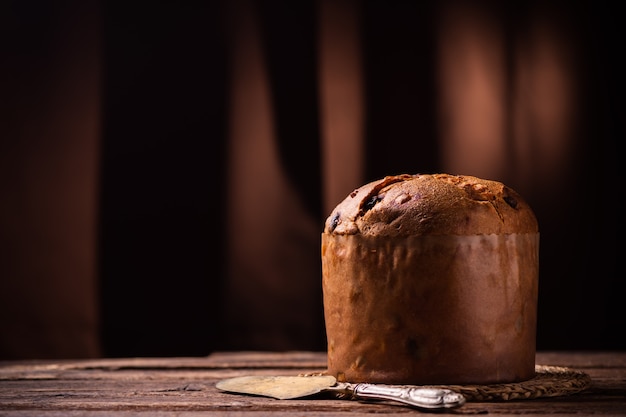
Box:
(348, 383, 466, 410)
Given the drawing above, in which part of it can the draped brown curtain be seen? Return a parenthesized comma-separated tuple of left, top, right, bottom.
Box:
(1, 0, 623, 359)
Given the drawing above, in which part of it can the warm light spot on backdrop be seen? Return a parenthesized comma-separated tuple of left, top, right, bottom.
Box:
(437, 4, 507, 180)
(318, 0, 365, 213)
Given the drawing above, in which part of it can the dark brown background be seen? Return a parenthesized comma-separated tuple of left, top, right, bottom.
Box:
(1, 0, 623, 359)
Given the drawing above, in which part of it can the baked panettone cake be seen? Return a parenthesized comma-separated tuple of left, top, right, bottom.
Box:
(321, 173, 539, 384)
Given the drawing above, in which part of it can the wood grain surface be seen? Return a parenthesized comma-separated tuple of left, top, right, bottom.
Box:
(1, 351, 625, 416)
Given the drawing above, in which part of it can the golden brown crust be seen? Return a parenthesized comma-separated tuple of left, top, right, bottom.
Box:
(324, 173, 538, 237)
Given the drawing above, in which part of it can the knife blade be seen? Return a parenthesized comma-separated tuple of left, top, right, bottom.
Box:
(216, 375, 466, 410)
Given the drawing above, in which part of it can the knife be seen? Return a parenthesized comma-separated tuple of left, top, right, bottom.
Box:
(216, 375, 466, 411)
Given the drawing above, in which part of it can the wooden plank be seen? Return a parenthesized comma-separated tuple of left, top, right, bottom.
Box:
(0, 351, 328, 374)
(537, 351, 626, 368)
(0, 351, 624, 416)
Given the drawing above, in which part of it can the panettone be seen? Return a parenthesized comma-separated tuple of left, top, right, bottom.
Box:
(321, 173, 539, 385)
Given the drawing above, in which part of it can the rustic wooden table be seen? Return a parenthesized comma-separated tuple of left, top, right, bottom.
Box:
(1, 351, 624, 416)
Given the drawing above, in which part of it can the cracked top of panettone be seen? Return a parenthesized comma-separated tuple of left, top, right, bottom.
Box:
(323, 173, 538, 237)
